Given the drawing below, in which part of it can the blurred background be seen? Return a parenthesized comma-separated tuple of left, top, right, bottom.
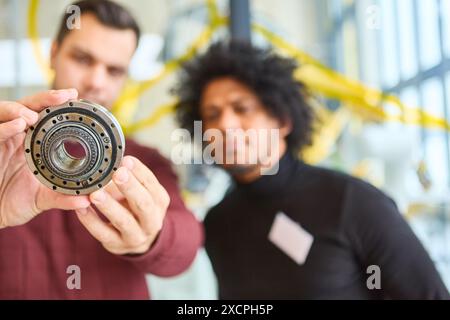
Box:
(1, 0, 449, 298)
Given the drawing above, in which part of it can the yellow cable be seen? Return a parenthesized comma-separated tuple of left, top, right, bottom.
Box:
(27, 0, 53, 83)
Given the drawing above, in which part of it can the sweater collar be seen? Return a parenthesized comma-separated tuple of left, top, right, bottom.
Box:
(234, 151, 301, 197)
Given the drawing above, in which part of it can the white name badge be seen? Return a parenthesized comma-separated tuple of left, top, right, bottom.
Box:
(268, 212, 314, 265)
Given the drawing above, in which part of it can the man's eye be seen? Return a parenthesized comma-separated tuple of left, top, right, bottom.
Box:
(73, 55, 91, 65)
(108, 68, 125, 77)
(235, 105, 251, 114)
(203, 111, 220, 121)
(205, 114, 218, 121)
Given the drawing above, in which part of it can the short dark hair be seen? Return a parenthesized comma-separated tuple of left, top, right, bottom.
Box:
(55, 0, 140, 46)
(173, 41, 315, 154)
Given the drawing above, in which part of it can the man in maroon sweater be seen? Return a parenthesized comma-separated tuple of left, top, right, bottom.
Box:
(0, 0, 203, 299)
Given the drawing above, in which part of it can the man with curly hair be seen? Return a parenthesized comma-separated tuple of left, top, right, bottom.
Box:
(173, 40, 450, 299)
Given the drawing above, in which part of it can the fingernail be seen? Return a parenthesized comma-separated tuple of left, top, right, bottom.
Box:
(20, 109, 37, 124)
(91, 190, 106, 203)
(114, 167, 129, 184)
(122, 157, 134, 170)
(65, 88, 78, 97)
(52, 88, 77, 99)
(12, 118, 27, 130)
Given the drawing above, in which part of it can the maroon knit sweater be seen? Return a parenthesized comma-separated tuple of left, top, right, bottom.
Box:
(0, 139, 203, 299)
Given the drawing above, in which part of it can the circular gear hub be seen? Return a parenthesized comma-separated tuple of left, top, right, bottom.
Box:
(24, 99, 125, 195)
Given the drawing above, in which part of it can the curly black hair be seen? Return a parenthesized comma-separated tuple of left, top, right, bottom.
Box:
(173, 40, 315, 153)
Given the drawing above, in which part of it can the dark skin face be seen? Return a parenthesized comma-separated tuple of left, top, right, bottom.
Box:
(200, 77, 291, 183)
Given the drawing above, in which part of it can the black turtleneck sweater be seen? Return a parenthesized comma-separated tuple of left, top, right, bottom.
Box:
(204, 152, 450, 299)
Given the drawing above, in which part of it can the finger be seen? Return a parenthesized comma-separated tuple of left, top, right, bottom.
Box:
(36, 186, 90, 212)
(112, 166, 160, 234)
(75, 206, 122, 248)
(121, 156, 166, 202)
(18, 89, 78, 112)
(0, 118, 27, 142)
(0, 101, 38, 125)
(103, 181, 125, 201)
(89, 188, 145, 244)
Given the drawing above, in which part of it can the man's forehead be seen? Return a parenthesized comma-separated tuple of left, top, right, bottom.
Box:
(202, 79, 257, 102)
(61, 13, 137, 65)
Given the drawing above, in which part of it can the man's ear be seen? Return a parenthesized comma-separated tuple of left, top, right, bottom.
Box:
(50, 41, 59, 70)
(280, 118, 293, 139)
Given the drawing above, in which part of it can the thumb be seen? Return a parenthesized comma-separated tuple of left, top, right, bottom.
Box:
(18, 89, 78, 112)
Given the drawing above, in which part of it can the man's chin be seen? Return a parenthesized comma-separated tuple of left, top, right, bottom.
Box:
(221, 163, 259, 176)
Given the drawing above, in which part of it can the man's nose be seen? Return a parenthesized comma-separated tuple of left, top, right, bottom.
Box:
(217, 108, 242, 132)
(84, 65, 108, 90)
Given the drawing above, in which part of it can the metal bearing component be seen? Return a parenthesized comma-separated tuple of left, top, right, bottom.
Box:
(24, 99, 125, 195)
